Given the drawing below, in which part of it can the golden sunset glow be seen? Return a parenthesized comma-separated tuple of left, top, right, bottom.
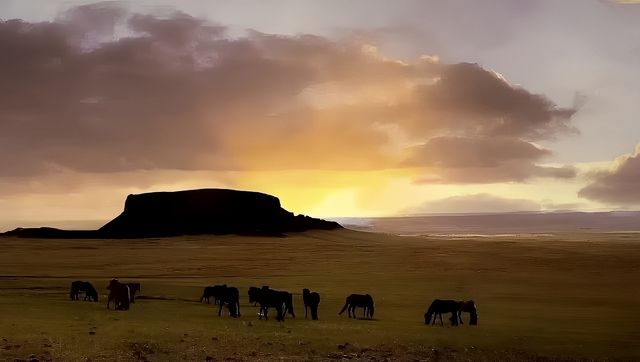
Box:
(1, 1, 640, 231)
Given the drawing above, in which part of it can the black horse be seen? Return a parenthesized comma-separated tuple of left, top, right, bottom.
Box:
(458, 300, 478, 325)
(107, 279, 130, 311)
(69, 281, 98, 302)
(256, 286, 295, 321)
(338, 294, 374, 319)
(424, 299, 460, 326)
(126, 282, 141, 304)
(216, 286, 240, 318)
(248, 286, 263, 306)
(303, 288, 320, 320)
(200, 284, 226, 304)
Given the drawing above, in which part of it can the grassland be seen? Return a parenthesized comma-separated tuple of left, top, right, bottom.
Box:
(0, 230, 639, 361)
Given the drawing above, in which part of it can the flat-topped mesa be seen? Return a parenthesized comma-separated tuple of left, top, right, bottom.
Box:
(100, 188, 341, 237)
(2, 188, 342, 238)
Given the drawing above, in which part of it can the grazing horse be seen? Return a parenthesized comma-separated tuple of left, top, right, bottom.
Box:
(107, 279, 130, 311)
(424, 299, 460, 326)
(338, 294, 374, 319)
(126, 283, 141, 304)
(457, 300, 478, 325)
(248, 286, 263, 306)
(216, 286, 241, 318)
(302, 288, 320, 320)
(256, 286, 295, 321)
(69, 281, 98, 302)
(200, 284, 226, 304)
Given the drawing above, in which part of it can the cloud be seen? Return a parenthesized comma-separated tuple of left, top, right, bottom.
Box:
(578, 145, 640, 204)
(409, 193, 542, 214)
(411, 63, 577, 140)
(407, 136, 576, 183)
(0, 4, 576, 184)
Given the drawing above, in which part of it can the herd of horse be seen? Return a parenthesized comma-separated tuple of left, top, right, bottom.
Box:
(70, 280, 478, 326)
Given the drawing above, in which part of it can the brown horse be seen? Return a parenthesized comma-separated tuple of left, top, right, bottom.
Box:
(70, 281, 98, 302)
(303, 288, 320, 320)
(107, 279, 130, 311)
(126, 282, 141, 304)
(338, 294, 374, 319)
(457, 300, 478, 325)
(424, 299, 460, 326)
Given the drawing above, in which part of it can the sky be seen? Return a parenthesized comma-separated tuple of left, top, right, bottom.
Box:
(1, 0, 640, 229)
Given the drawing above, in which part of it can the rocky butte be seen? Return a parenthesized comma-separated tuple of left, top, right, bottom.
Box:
(3, 189, 342, 238)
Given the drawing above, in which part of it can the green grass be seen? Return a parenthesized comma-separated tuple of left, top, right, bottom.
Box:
(0, 230, 638, 361)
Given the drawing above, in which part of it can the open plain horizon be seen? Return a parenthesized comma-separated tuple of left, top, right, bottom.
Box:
(1, 229, 638, 361)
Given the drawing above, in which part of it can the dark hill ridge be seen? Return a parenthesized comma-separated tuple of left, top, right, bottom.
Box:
(3, 189, 341, 238)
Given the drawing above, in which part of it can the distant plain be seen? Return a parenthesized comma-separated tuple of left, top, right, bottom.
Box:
(0, 229, 639, 361)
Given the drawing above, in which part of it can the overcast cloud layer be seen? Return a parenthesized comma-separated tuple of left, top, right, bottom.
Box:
(0, 2, 577, 186)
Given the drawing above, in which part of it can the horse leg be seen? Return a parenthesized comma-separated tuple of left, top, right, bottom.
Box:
(278, 303, 286, 321)
(305, 305, 308, 319)
(218, 302, 223, 317)
(438, 313, 443, 326)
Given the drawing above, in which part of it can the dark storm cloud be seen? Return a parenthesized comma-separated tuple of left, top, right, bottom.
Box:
(0, 3, 576, 183)
(579, 146, 640, 204)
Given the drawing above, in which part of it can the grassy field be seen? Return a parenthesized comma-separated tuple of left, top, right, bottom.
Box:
(0, 229, 639, 361)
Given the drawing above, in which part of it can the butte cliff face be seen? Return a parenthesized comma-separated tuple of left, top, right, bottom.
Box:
(3, 189, 341, 238)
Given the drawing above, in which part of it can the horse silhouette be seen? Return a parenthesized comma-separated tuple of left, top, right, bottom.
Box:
(200, 284, 226, 304)
(338, 294, 374, 319)
(256, 286, 295, 321)
(69, 281, 98, 302)
(107, 279, 130, 311)
(303, 288, 320, 320)
(248, 286, 263, 306)
(126, 282, 140, 304)
(458, 300, 478, 325)
(424, 299, 460, 326)
(216, 285, 240, 318)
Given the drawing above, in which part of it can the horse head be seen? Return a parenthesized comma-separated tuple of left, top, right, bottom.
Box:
(107, 278, 119, 290)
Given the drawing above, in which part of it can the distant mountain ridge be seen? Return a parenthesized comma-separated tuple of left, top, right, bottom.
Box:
(336, 211, 640, 235)
(3, 189, 341, 238)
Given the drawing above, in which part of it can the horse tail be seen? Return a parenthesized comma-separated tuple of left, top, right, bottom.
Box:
(469, 301, 478, 325)
(235, 288, 241, 317)
(121, 285, 131, 310)
(287, 293, 295, 318)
